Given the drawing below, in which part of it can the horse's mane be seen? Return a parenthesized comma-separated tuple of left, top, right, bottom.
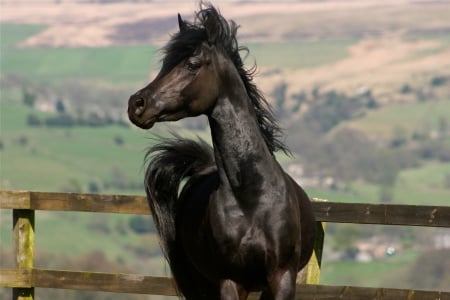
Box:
(162, 3, 289, 154)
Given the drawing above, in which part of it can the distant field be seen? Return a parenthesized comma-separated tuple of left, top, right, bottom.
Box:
(0, 24, 46, 48)
(0, 23, 355, 86)
(338, 99, 450, 140)
(0, 103, 210, 193)
(0, 103, 148, 192)
(1, 24, 158, 85)
(247, 39, 355, 70)
(3, 45, 157, 84)
(321, 249, 418, 289)
(307, 160, 450, 207)
(348, 162, 450, 206)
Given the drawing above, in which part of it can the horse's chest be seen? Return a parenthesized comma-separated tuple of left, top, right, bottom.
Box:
(212, 205, 296, 269)
(215, 222, 270, 282)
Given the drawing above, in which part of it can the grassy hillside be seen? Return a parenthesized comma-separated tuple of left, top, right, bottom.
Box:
(321, 250, 419, 289)
(1, 103, 149, 192)
(338, 99, 450, 140)
(247, 39, 355, 70)
(1, 24, 157, 85)
(0, 24, 46, 48)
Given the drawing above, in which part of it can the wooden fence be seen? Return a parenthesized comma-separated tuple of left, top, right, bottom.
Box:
(1, 190, 450, 300)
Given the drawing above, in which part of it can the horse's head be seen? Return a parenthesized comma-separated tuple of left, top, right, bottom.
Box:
(128, 7, 229, 130)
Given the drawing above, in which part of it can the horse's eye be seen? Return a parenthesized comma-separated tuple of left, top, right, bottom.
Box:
(186, 61, 201, 72)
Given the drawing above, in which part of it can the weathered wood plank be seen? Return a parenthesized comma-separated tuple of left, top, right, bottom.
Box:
(0, 191, 31, 209)
(1, 191, 450, 226)
(25, 269, 450, 300)
(0, 269, 31, 288)
(312, 201, 450, 227)
(30, 192, 149, 215)
(295, 284, 450, 300)
(31, 269, 178, 296)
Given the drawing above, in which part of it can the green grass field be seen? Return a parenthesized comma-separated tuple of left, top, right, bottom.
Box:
(336, 99, 450, 140)
(0, 24, 46, 49)
(321, 249, 419, 289)
(1, 104, 149, 192)
(1, 24, 158, 85)
(247, 39, 355, 69)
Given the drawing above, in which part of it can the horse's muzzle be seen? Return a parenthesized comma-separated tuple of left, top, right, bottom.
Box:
(129, 95, 146, 116)
(127, 95, 156, 129)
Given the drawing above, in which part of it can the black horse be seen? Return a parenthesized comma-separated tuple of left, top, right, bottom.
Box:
(128, 4, 316, 300)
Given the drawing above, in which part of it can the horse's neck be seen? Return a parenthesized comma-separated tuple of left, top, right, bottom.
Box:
(208, 84, 284, 201)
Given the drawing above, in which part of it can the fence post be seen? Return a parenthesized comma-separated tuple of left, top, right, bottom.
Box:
(297, 221, 326, 284)
(12, 209, 35, 300)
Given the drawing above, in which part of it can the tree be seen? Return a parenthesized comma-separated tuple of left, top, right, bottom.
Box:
(128, 216, 155, 234)
(430, 75, 446, 87)
(27, 114, 42, 126)
(271, 82, 287, 117)
(114, 135, 124, 146)
(45, 114, 75, 127)
(400, 83, 412, 94)
(408, 249, 450, 290)
(390, 126, 408, 148)
(88, 180, 101, 193)
(17, 135, 28, 147)
(332, 224, 364, 260)
(55, 98, 66, 114)
(22, 88, 36, 107)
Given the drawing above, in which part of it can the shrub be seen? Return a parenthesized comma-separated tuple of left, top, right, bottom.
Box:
(114, 135, 124, 146)
(430, 76, 446, 87)
(22, 88, 36, 107)
(88, 180, 101, 193)
(55, 99, 66, 113)
(400, 83, 412, 94)
(17, 135, 29, 147)
(45, 114, 75, 127)
(27, 114, 42, 126)
(408, 249, 450, 290)
(128, 216, 155, 234)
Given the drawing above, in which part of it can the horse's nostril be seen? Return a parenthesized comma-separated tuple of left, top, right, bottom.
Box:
(135, 97, 145, 108)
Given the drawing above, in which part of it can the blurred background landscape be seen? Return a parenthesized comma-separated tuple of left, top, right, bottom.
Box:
(1, 0, 450, 299)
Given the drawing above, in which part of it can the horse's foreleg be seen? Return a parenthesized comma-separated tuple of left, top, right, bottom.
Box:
(260, 269, 296, 300)
(220, 279, 249, 300)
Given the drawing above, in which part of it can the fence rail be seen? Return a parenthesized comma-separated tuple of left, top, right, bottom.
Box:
(1, 268, 448, 300)
(2, 190, 449, 226)
(1, 190, 450, 300)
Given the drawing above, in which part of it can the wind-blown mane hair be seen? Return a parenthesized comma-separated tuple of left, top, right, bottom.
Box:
(162, 4, 289, 154)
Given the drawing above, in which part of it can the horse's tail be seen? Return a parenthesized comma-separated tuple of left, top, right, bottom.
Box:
(144, 135, 217, 299)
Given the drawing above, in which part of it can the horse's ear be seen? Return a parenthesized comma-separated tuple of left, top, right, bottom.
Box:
(178, 13, 188, 32)
(203, 11, 219, 44)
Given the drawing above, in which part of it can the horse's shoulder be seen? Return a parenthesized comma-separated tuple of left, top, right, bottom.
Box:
(180, 166, 219, 200)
